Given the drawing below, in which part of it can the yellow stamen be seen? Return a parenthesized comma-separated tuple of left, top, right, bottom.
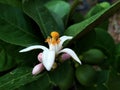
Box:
(45, 31, 60, 45)
(51, 31, 59, 39)
(45, 37, 51, 43)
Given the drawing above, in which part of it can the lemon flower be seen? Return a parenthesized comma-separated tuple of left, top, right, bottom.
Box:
(19, 31, 81, 72)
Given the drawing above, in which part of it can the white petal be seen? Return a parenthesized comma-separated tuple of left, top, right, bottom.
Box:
(19, 45, 48, 52)
(59, 48, 82, 64)
(32, 63, 44, 75)
(49, 44, 59, 55)
(42, 50, 55, 71)
(59, 36, 73, 50)
(49, 44, 56, 51)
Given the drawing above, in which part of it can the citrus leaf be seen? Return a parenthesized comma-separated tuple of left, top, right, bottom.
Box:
(0, 0, 22, 8)
(0, 48, 16, 72)
(0, 3, 40, 47)
(22, 0, 64, 38)
(0, 67, 46, 90)
(94, 28, 115, 57)
(107, 68, 120, 90)
(49, 61, 74, 90)
(18, 72, 52, 90)
(45, 0, 70, 18)
(65, 1, 120, 46)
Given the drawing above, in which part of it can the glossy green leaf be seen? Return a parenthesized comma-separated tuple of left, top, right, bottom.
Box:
(0, 0, 21, 8)
(94, 28, 115, 57)
(22, 0, 64, 38)
(0, 67, 46, 90)
(0, 48, 16, 72)
(49, 61, 74, 90)
(0, 3, 40, 47)
(18, 72, 53, 90)
(45, 0, 70, 18)
(0, 40, 38, 70)
(85, 2, 110, 30)
(65, 1, 120, 45)
(85, 2, 110, 18)
(85, 4, 104, 19)
(0, 40, 21, 72)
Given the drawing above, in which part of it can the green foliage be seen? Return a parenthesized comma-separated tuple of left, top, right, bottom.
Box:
(94, 28, 115, 57)
(22, 0, 64, 38)
(0, 0, 22, 8)
(81, 49, 106, 64)
(76, 65, 97, 86)
(0, 3, 40, 47)
(85, 2, 110, 18)
(45, 0, 70, 18)
(0, 0, 120, 90)
(0, 67, 47, 90)
(49, 61, 74, 90)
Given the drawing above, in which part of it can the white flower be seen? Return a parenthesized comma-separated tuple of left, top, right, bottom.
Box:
(19, 31, 82, 72)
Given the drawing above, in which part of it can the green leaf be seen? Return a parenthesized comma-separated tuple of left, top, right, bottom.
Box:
(71, 11, 84, 23)
(49, 61, 74, 90)
(0, 67, 46, 90)
(0, 48, 16, 72)
(88, 84, 108, 90)
(85, 2, 110, 18)
(85, 2, 110, 30)
(94, 28, 115, 57)
(96, 70, 110, 84)
(18, 72, 53, 90)
(74, 30, 96, 54)
(114, 44, 120, 72)
(65, 1, 120, 46)
(0, 40, 38, 70)
(45, 0, 70, 18)
(85, 4, 104, 19)
(0, 3, 40, 47)
(115, 44, 120, 56)
(22, 0, 64, 38)
(0, 0, 22, 8)
(0, 40, 22, 72)
(107, 68, 120, 90)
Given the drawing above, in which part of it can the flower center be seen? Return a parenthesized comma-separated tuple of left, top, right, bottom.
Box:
(45, 31, 60, 45)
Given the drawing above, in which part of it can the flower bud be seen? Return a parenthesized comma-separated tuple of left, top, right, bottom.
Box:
(61, 53, 71, 61)
(32, 63, 44, 75)
(37, 53, 43, 62)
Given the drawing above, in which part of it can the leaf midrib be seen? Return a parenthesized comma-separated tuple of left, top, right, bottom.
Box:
(0, 16, 38, 40)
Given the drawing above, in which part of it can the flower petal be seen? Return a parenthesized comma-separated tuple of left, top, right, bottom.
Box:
(32, 63, 44, 75)
(58, 36, 73, 50)
(59, 48, 82, 64)
(19, 45, 48, 52)
(42, 50, 55, 71)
